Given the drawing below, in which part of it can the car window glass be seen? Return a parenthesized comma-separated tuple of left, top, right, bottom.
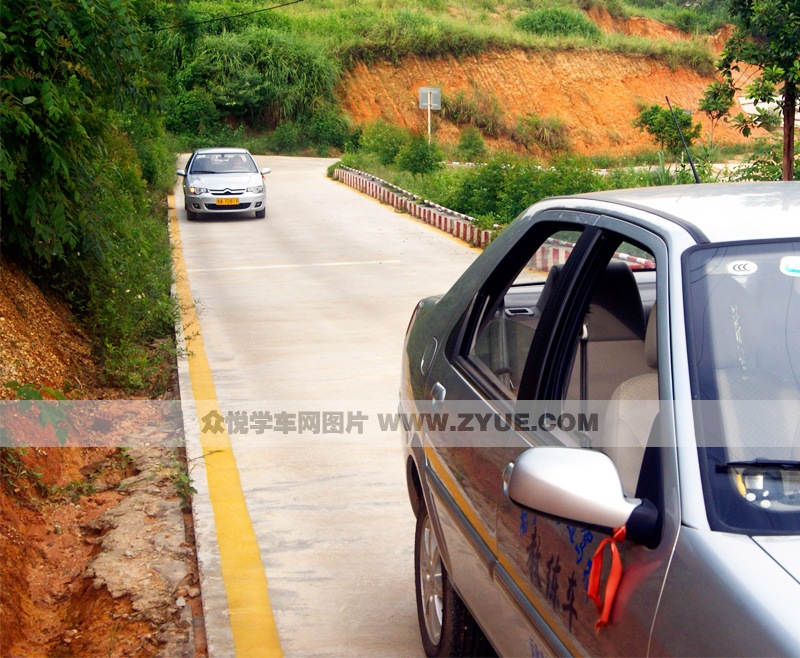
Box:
(189, 153, 256, 174)
(560, 239, 658, 495)
(686, 241, 800, 533)
(467, 229, 582, 399)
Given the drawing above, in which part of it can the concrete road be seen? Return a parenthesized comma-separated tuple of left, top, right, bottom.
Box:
(174, 156, 480, 656)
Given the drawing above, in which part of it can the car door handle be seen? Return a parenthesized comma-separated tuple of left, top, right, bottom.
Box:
(431, 382, 446, 411)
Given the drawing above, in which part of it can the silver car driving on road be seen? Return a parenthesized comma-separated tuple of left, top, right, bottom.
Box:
(401, 181, 800, 657)
(177, 148, 270, 220)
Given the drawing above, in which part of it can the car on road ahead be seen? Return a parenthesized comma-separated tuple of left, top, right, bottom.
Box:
(401, 181, 800, 657)
(177, 148, 270, 220)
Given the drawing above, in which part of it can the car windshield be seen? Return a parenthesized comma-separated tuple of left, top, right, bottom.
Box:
(686, 240, 800, 534)
(189, 152, 257, 174)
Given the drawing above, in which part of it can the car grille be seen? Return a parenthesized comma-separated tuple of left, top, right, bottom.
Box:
(210, 187, 246, 195)
(204, 202, 252, 210)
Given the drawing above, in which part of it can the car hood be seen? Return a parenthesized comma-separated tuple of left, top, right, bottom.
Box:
(187, 173, 262, 189)
(754, 535, 800, 585)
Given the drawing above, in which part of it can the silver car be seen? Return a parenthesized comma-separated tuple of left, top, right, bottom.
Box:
(401, 182, 800, 657)
(177, 148, 270, 220)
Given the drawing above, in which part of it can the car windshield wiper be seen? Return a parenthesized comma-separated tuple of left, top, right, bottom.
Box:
(189, 169, 216, 174)
(716, 459, 800, 472)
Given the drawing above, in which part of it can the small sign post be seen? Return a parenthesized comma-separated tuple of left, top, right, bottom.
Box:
(419, 87, 441, 144)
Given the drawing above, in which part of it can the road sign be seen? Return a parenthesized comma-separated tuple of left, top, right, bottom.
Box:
(419, 87, 441, 110)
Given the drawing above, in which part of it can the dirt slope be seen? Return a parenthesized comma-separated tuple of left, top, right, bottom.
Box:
(0, 259, 98, 399)
(0, 259, 202, 657)
(339, 15, 754, 158)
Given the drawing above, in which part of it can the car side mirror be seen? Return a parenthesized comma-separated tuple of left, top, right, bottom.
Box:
(261, 167, 271, 175)
(176, 169, 186, 177)
(503, 447, 659, 547)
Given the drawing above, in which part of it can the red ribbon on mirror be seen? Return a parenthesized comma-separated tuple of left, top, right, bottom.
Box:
(587, 525, 626, 632)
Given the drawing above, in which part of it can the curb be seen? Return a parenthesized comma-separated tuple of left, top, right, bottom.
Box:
(332, 166, 494, 248)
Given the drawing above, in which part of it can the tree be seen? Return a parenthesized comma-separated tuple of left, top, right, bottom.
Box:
(715, 0, 800, 181)
(699, 80, 735, 144)
(0, 0, 145, 263)
(634, 104, 702, 155)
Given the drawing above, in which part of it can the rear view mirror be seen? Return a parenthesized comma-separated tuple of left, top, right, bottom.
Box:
(503, 447, 659, 546)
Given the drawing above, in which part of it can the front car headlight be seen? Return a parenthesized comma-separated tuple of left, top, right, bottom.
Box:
(247, 184, 264, 194)
(188, 185, 208, 194)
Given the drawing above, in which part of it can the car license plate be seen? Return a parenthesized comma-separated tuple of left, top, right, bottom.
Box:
(216, 197, 238, 206)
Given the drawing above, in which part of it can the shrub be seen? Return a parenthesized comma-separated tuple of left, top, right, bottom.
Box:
(512, 113, 572, 152)
(730, 137, 800, 182)
(360, 121, 410, 165)
(269, 122, 303, 152)
(47, 129, 177, 391)
(458, 127, 487, 162)
(440, 156, 511, 219)
(116, 111, 176, 194)
(442, 88, 505, 138)
(633, 103, 702, 155)
(515, 8, 602, 40)
(164, 88, 221, 135)
(306, 105, 353, 150)
(337, 8, 496, 67)
(395, 135, 444, 177)
(179, 26, 340, 128)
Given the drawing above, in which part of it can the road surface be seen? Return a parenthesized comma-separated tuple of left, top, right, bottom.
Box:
(173, 156, 481, 656)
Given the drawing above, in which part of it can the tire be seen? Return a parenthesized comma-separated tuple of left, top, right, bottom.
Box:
(186, 209, 198, 221)
(415, 503, 493, 657)
(255, 208, 266, 219)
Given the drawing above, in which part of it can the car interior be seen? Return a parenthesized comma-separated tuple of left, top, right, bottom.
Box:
(470, 249, 661, 495)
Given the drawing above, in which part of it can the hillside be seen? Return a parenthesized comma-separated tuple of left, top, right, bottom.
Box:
(339, 11, 754, 158)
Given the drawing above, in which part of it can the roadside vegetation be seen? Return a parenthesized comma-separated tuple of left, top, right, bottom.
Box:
(336, 122, 711, 229)
(2, 0, 181, 395)
(163, 0, 727, 154)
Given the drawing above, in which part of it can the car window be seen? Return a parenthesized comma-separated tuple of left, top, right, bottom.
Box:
(465, 228, 584, 399)
(189, 153, 257, 174)
(560, 239, 659, 495)
(686, 240, 800, 534)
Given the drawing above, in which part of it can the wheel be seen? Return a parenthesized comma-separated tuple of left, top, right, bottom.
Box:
(255, 208, 266, 219)
(415, 503, 492, 657)
(186, 209, 198, 221)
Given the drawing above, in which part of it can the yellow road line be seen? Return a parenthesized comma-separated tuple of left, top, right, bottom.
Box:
(169, 206, 283, 658)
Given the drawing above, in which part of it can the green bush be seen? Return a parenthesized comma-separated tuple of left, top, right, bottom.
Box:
(117, 111, 176, 195)
(458, 127, 488, 162)
(306, 105, 353, 150)
(269, 122, 304, 152)
(442, 89, 506, 138)
(634, 103, 702, 155)
(439, 156, 510, 219)
(395, 135, 444, 177)
(360, 121, 410, 165)
(336, 8, 499, 66)
(1, 0, 143, 265)
(164, 89, 221, 135)
(515, 8, 602, 40)
(512, 113, 572, 152)
(730, 137, 800, 182)
(178, 26, 340, 128)
(48, 129, 177, 392)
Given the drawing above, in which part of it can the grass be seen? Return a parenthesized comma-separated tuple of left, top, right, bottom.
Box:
(182, 0, 717, 75)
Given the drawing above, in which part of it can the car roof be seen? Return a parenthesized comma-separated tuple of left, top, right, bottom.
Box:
(570, 182, 800, 243)
(193, 147, 250, 155)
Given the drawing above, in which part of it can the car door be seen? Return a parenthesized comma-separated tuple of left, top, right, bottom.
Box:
(421, 218, 595, 639)
(491, 217, 680, 656)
